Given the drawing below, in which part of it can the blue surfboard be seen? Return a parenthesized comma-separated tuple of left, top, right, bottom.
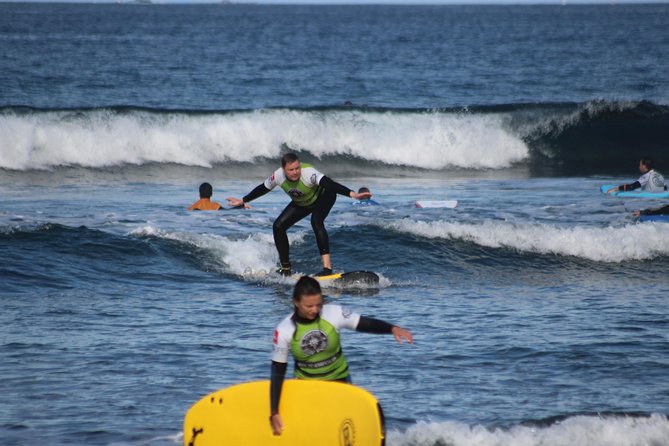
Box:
(638, 214, 669, 223)
(600, 184, 669, 199)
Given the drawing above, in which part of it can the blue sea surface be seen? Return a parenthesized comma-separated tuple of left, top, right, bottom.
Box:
(1, 3, 669, 446)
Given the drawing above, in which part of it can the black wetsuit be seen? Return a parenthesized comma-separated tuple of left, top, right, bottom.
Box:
(243, 176, 352, 264)
(640, 204, 669, 216)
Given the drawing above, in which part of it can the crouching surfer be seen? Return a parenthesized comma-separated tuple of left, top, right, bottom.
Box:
(226, 153, 371, 276)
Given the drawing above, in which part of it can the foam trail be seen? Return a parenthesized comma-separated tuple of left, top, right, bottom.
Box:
(0, 109, 528, 170)
(385, 219, 669, 263)
(129, 225, 282, 277)
(388, 413, 669, 446)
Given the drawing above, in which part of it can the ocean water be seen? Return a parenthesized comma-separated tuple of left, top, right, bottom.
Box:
(1, 3, 669, 446)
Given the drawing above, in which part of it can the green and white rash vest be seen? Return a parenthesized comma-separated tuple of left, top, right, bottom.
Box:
(263, 163, 325, 207)
(637, 169, 666, 192)
(272, 304, 361, 380)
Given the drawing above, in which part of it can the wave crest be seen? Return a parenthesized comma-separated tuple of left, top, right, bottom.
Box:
(384, 219, 669, 263)
(389, 413, 669, 446)
(0, 106, 528, 171)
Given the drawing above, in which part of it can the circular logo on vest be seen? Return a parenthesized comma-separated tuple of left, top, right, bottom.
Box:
(288, 188, 304, 199)
(339, 419, 355, 446)
(652, 175, 664, 188)
(301, 329, 328, 356)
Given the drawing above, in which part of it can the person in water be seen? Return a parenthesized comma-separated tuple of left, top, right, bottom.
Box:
(226, 153, 371, 276)
(352, 187, 379, 206)
(188, 182, 223, 210)
(269, 276, 413, 436)
(632, 204, 669, 217)
(606, 157, 666, 194)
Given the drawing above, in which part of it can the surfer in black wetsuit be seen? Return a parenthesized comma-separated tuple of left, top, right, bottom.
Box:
(226, 153, 371, 276)
(633, 204, 669, 217)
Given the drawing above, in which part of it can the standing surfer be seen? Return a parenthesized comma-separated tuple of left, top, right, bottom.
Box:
(226, 153, 371, 276)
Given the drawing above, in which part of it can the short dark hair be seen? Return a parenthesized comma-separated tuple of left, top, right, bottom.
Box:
(281, 153, 300, 168)
(640, 157, 655, 170)
(199, 182, 213, 198)
(293, 276, 322, 302)
(358, 187, 370, 194)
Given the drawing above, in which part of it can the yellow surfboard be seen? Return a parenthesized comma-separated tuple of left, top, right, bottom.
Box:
(298, 271, 380, 287)
(183, 380, 385, 446)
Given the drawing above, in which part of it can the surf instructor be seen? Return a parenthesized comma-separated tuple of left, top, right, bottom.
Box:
(226, 153, 371, 276)
(269, 276, 413, 436)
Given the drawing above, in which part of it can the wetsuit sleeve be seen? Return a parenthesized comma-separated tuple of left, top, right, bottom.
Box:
(242, 183, 271, 203)
(319, 175, 353, 197)
(356, 316, 394, 334)
(617, 181, 641, 192)
(270, 361, 287, 415)
(642, 204, 669, 216)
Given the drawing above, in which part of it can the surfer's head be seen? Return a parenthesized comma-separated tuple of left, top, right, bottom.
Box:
(281, 153, 301, 182)
(358, 187, 370, 194)
(640, 157, 655, 172)
(293, 276, 323, 320)
(199, 182, 213, 199)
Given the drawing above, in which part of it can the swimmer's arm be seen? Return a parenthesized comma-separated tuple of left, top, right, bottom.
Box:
(219, 204, 245, 210)
(641, 204, 669, 216)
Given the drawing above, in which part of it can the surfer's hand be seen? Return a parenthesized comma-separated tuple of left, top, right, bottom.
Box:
(606, 187, 617, 194)
(270, 413, 284, 435)
(352, 191, 372, 200)
(226, 197, 250, 209)
(392, 326, 414, 345)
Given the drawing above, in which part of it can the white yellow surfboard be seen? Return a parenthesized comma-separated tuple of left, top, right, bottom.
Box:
(184, 380, 385, 446)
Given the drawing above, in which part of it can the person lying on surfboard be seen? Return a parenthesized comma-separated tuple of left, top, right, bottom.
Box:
(269, 276, 413, 436)
(632, 203, 669, 217)
(226, 153, 371, 276)
(606, 157, 666, 194)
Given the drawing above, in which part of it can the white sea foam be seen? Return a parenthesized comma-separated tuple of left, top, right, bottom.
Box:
(388, 413, 669, 446)
(129, 225, 282, 277)
(384, 219, 669, 263)
(0, 109, 528, 170)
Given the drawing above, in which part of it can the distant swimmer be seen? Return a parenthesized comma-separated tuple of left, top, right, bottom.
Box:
(188, 182, 243, 211)
(226, 153, 371, 276)
(606, 157, 666, 194)
(269, 276, 413, 436)
(352, 187, 380, 206)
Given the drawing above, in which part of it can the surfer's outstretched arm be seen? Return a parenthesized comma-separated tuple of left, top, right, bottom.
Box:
(356, 316, 414, 344)
(226, 183, 269, 208)
(318, 176, 372, 200)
